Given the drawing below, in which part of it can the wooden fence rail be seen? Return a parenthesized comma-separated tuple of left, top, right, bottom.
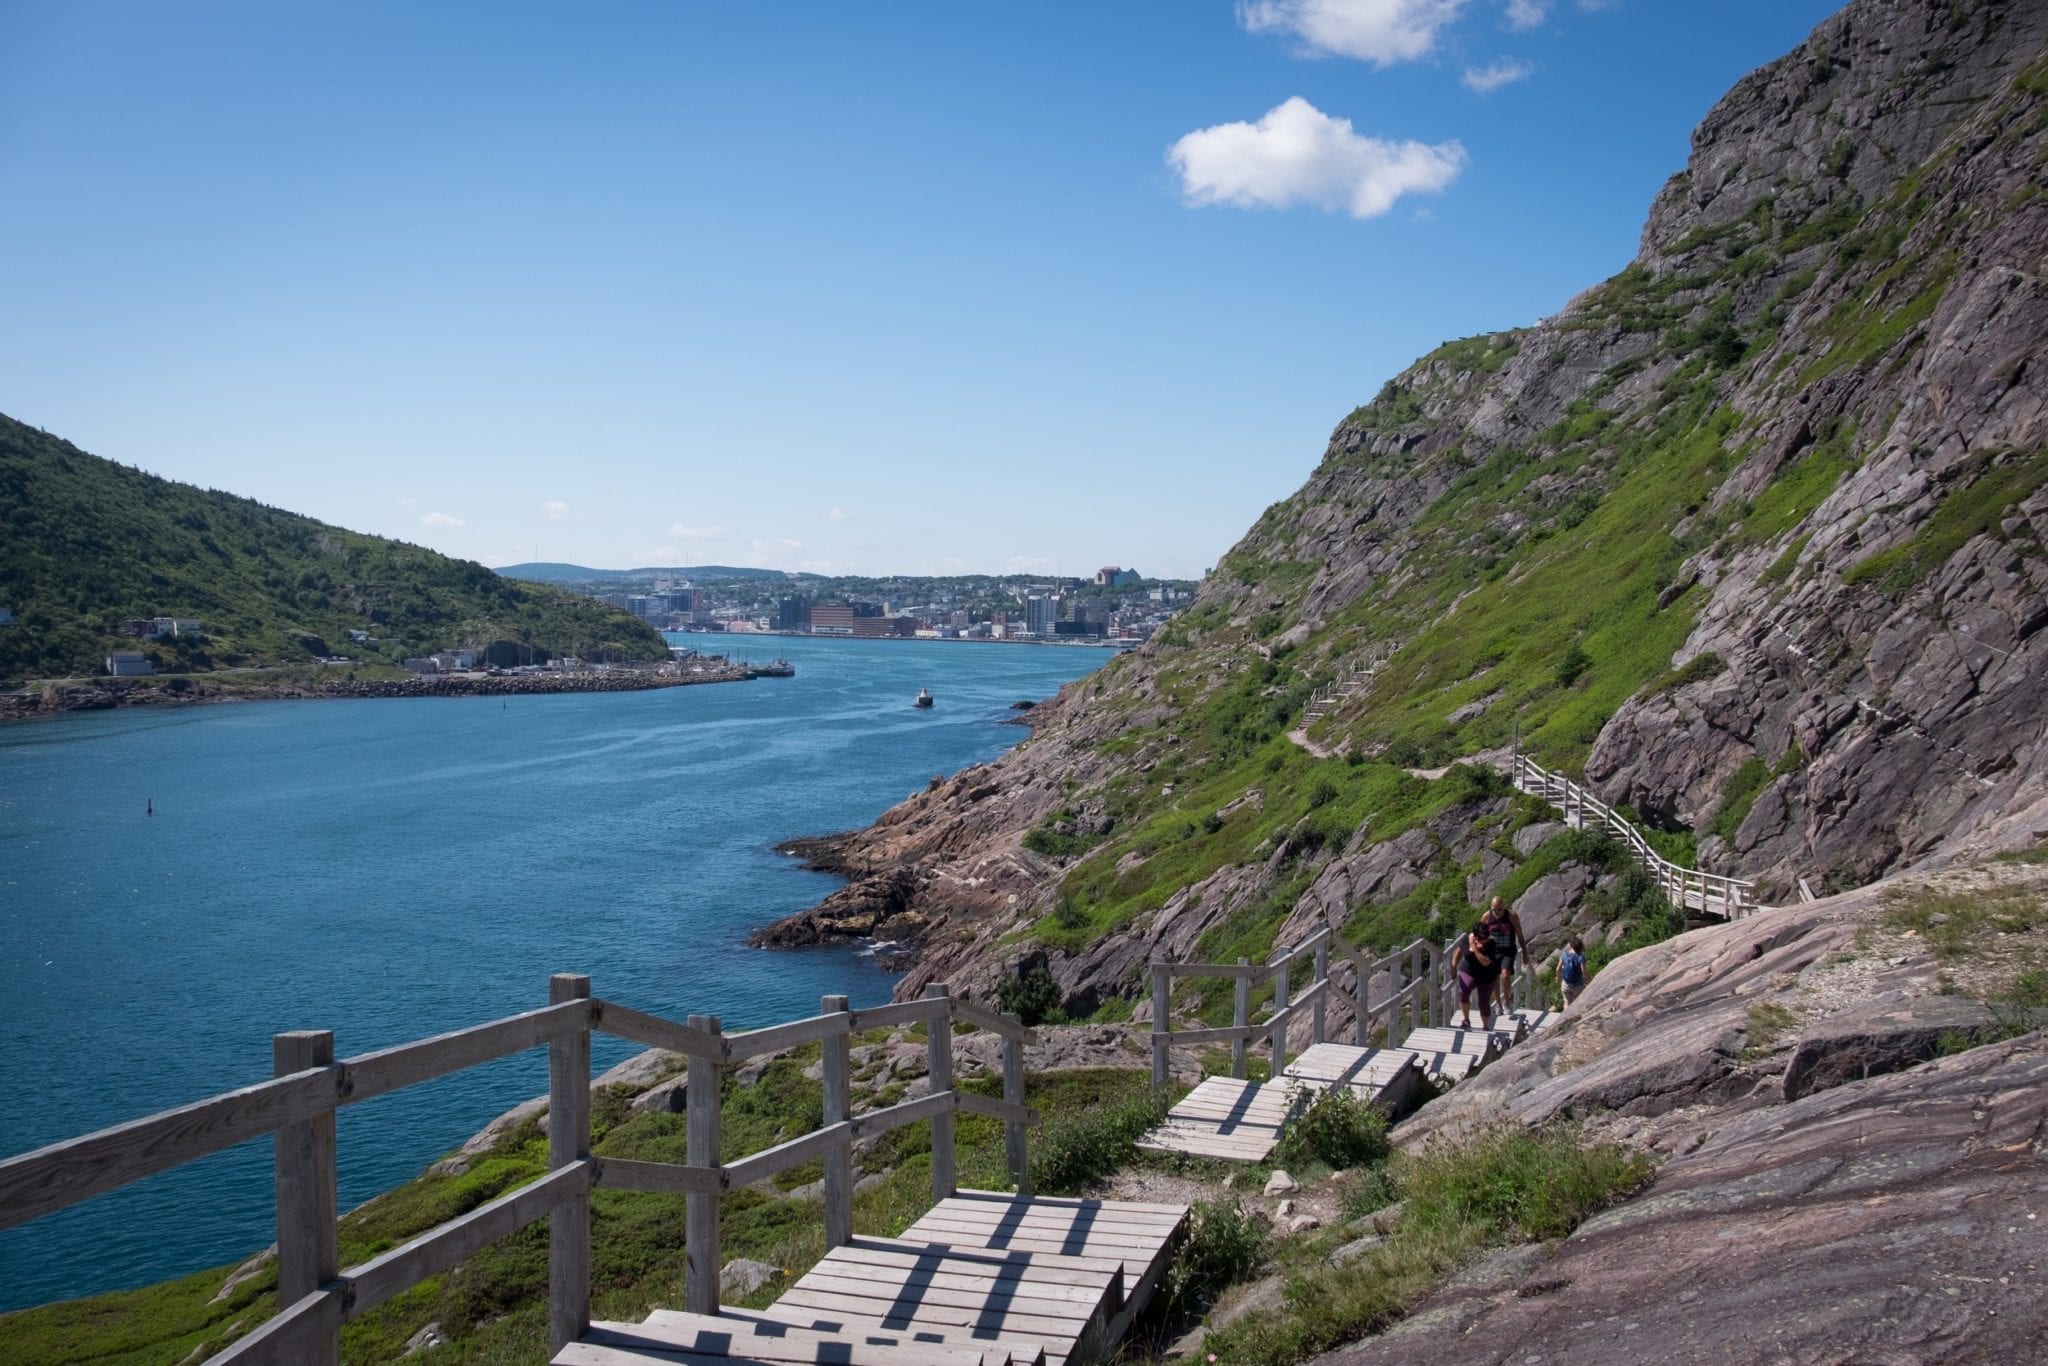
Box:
(1510, 753, 1760, 919)
(1150, 925, 1538, 1089)
(0, 978, 1037, 1365)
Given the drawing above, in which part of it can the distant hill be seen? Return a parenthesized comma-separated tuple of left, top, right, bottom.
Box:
(0, 415, 670, 681)
(496, 562, 803, 583)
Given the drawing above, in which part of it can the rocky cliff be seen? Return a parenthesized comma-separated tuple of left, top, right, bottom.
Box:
(760, 0, 2048, 1018)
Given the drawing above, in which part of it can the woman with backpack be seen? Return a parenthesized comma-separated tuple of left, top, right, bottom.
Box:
(1558, 936, 1588, 1006)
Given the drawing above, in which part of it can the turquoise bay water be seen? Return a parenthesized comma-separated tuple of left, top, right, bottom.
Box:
(0, 635, 1102, 1311)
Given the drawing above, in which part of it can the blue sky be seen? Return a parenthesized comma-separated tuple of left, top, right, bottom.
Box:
(1, 0, 1843, 580)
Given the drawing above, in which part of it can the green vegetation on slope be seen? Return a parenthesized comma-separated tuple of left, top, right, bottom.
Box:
(0, 414, 667, 680)
(1201, 1124, 1654, 1364)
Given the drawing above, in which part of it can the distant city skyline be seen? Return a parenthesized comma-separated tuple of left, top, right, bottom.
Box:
(2, 1, 1841, 579)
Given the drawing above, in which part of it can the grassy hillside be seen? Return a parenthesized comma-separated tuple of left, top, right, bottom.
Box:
(0, 415, 668, 681)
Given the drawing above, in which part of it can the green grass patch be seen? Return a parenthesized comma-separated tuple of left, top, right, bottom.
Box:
(1706, 756, 1771, 841)
(1843, 448, 2048, 595)
(1201, 1126, 1654, 1364)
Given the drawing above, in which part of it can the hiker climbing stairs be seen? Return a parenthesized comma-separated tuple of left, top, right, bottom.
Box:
(557, 1191, 1187, 1366)
(1137, 926, 1559, 1163)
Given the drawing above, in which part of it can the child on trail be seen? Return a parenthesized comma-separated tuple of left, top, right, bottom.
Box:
(1450, 925, 1499, 1030)
(1559, 936, 1588, 1006)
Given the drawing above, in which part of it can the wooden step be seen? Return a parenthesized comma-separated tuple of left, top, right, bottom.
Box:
(1135, 1075, 1294, 1162)
(758, 1235, 1122, 1366)
(560, 1314, 1005, 1364)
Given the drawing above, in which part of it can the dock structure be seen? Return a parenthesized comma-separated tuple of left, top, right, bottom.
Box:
(1139, 928, 1559, 1163)
(0, 981, 1184, 1366)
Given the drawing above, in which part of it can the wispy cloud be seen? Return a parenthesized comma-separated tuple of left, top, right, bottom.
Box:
(543, 500, 570, 521)
(1169, 97, 1465, 219)
(398, 497, 421, 510)
(421, 511, 465, 528)
(1503, 0, 1547, 28)
(1462, 57, 1533, 92)
(750, 538, 806, 568)
(824, 506, 849, 521)
(1239, 0, 1467, 66)
(1005, 556, 1060, 575)
(669, 523, 729, 542)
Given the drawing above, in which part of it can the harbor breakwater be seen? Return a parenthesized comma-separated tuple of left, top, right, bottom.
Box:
(0, 666, 752, 719)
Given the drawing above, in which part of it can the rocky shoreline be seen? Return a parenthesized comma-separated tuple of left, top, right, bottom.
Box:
(0, 666, 754, 720)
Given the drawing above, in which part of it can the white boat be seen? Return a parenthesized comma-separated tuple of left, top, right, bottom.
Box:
(913, 687, 934, 708)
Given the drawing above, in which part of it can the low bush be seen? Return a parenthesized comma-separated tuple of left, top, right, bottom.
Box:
(1028, 1087, 1170, 1196)
(1159, 1197, 1270, 1320)
(1274, 1086, 1390, 1172)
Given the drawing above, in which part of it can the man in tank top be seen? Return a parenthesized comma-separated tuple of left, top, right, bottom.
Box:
(1482, 896, 1528, 1018)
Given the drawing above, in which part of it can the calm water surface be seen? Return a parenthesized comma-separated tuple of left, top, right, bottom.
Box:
(0, 635, 1103, 1310)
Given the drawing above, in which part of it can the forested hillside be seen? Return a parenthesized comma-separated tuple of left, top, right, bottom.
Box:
(0, 415, 667, 681)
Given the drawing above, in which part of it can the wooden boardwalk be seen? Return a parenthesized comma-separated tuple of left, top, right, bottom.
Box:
(1138, 1010, 1560, 1164)
(557, 1191, 1187, 1366)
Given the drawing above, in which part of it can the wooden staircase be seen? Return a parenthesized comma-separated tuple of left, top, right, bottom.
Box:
(556, 1191, 1188, 1366)
(1138, 1009, 1558, 1162)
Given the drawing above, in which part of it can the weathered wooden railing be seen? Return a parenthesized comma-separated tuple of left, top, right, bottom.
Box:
(1301, 641, 1402, 725)
(1148, 925, 1538, 1088)
(0, 978, 1036, 1365)
(1511, 752, 1760, 919)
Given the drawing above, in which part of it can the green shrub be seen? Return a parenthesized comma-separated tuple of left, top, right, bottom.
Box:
(995, 957, 1065, 1027)
(1274, 1086, 1390, 1171)
(1028, 1088, 1170, 1195)
(1160, 1198, 1269, 1319)
(1554, 642, 1591, 687)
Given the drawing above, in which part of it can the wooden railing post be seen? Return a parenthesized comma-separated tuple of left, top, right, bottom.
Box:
(1311, 941, 1328, 1046)
(547, 974, 593, 1353)
(1406, 941, 1423, 1042)
(819, 994, 854, 1251)
(685, 1015, 723, 1315)
(273, 1029, 339, 1366)
(1003, 1030, 1031, 1197)
(1353, 955, 1369, 1047)
(1270, 957, 1291, 1076)
(925, 984, 956, 1200)
(1231, 960, 1251, 1079)
(1150, 958, 1171, 1090)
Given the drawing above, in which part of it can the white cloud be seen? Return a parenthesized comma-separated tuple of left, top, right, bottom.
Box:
(1240, 0, 1467, 66)
(824, 506, 849, 521)
(398, 497, 421, 509)
(421, 511, 465, 528)
(543, 500, 570, 521)
(1503, 0, 1547, 28)
(1005, 555, 1060, 575)
(1462, 58, 1533, 92)
(668, 523, 729, 542)
(1169, 97, 1466, 219)
(750, 538, 806, 568)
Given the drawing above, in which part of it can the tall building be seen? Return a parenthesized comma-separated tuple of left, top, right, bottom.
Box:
(1026, 594, 1058, 636)
(777, 597, 808, 631)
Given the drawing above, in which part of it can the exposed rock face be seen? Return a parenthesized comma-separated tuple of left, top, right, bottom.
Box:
(756, 0, 2048, 1015)
(1317, 1033, 2048, 1366)
(1391, 863, 2046, 1157)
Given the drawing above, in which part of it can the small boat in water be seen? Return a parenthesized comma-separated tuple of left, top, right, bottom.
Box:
(914, 687, 934, 709)
(749, 659, 796, 678)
